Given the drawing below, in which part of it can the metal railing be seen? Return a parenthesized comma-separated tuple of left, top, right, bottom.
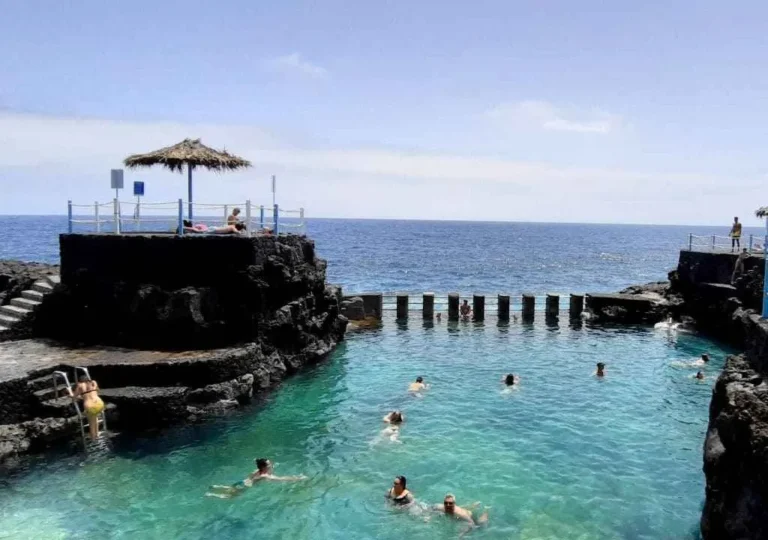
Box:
(67, 199, 306, 236)
(687, 234, 764, 253)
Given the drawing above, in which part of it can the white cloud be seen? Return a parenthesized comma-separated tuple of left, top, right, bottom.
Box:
(486, 100, 622, 134)
(0, 111, 759, 225)
(268, 53, 328, 79)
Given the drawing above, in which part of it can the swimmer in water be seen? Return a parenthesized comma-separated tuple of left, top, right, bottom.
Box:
(434, 494, 489, 534)
(381, 411, 405, 442)
(695, 354, 710, 365)
(460, 300, 472, 321)
(503, 373, 517, 386)
(408, 376, 428, 393)
(595, 362, 605, 377)
(695, 371, 705, 380)
(386, 475, 414, 506)
(206, 458, 307, 499)
(436, 313, 442, 322)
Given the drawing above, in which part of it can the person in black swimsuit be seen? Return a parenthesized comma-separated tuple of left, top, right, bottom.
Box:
(386, 475, 414, 506)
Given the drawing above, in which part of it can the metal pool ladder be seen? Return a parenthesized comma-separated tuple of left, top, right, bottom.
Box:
(51, 367, 108, 449)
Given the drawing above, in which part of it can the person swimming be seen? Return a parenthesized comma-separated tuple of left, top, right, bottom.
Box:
(379, 411, 404, 443)
(503, 374, 517, 386)
(408, 377, 428, 393)
(206, 458, 307, 499)
(435, 494, 489, 531)
(595, 362, 605, 377)
(386, 475, 414, 506)
(695, 371, 705, 380)
(71, 376, 105, 440)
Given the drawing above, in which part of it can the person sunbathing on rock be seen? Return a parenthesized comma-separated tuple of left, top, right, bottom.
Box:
(70, 377, 104, 440)
(206, 458, 307, 499)
(184, 221, 245, 235)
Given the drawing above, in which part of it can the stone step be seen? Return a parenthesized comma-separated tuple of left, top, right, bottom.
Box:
(0, 314, 21, 327)
(28, 374, 60, 392)
(0, 304, 30, 318)
(45, 275, 61, 286)
(34, 383, 74, 402)
(11, 297, 41, 310)
(32, 282, 53, 294)
(21, 290, 45, 302)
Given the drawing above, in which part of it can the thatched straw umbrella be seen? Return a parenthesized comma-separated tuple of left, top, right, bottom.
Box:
(124, 138, 251, 220)
(756, 207, 768, 218)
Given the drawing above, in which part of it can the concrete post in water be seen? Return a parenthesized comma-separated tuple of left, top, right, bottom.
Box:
(570, 294, 584, 319)
(473, 295, 485, 321)
(423, 293, 435, 319)
(397, 294, 409, 319)
(498, 295, 510, 321)
(448, 293, 459, 321)
(522, 294, 535, 320)
(546, 294, 559, 319)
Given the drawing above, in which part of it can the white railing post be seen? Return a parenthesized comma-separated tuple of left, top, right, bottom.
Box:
(113, 198, 121, 235)
(245, 200, 252, 237)
(223, 204, 229, 226)
(300, 207, 305, 235)
(67, 200, 73, 233)
(95, 201, 101, 233)
(688, 233, 692, 251)
(711, 235, 716, 250)
(178, 199, 184, 236)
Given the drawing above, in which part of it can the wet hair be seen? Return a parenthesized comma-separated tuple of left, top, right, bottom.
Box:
(390, 411, 403, 423)
(235, 222, 246, 231)
(701, 354, 710, 362)
(395, 475, 407, 488)
(596, 363, 605, 370)
(505, 374, 515, 386)
(255, 458, 270, 470)
(444, 493, 455, 502)
(416, 377, 423, 383)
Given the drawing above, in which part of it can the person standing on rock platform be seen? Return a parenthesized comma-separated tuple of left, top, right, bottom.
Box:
(729, 217, 742, 252)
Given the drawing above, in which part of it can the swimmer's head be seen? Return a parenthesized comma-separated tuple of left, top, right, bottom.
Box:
(390, 411, 404, 423)
(701, 354, 710, 363)
(596, 363, 605, 376)
(462, 300, 468, 305)
(416, 377, 423, 383)
(255, 458, 272, 472)
(505, 374, 516, 386)
(443, 494, 456, 514)
(696, 371, 704, 380)
(393, 475, 407, 489)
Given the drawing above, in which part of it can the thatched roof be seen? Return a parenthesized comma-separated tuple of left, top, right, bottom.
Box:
(124, 138, 251, 172)
(756, 207, 768, 218)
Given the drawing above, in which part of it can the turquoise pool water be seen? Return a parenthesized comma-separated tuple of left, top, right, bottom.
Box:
(0, 320, 731, 539)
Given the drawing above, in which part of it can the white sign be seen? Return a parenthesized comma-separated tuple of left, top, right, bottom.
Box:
(111, 169, 124, 190)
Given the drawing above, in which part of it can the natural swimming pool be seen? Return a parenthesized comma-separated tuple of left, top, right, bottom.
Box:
(0, 319, 731, 539)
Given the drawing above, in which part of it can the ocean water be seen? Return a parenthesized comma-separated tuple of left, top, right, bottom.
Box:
(0, 216, 743, 538)
(0, 215, 763, 294)
(0, 319, 731, 539)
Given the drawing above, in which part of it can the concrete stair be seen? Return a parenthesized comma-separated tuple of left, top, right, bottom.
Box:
(0, 273, 59, 335)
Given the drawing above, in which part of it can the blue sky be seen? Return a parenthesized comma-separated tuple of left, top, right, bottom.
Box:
(2, 0, 768, 224)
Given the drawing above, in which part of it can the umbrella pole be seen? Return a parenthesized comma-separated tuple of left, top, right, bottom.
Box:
(188, 164, 193, 221)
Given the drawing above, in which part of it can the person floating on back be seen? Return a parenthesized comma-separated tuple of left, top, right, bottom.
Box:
(730, 216, 742, 252)
(206, 458, 307, 499)
(460, 300, 472, 321)
(595, 362, 606, 377)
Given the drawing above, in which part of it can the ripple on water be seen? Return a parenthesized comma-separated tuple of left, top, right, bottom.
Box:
(0, 320, 731, 539)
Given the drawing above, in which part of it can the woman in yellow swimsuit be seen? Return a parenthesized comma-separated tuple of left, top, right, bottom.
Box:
(72, 378, 104, 439)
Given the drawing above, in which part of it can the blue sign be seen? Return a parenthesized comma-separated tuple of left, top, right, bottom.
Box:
(133, 181, 145, 196)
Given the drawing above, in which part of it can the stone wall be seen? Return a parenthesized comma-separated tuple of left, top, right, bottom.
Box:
(35, 234, 339, 350)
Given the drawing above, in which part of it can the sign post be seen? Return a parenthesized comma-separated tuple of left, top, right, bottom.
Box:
(133, 181, 145, 230)
(111, 169, 124, 234)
